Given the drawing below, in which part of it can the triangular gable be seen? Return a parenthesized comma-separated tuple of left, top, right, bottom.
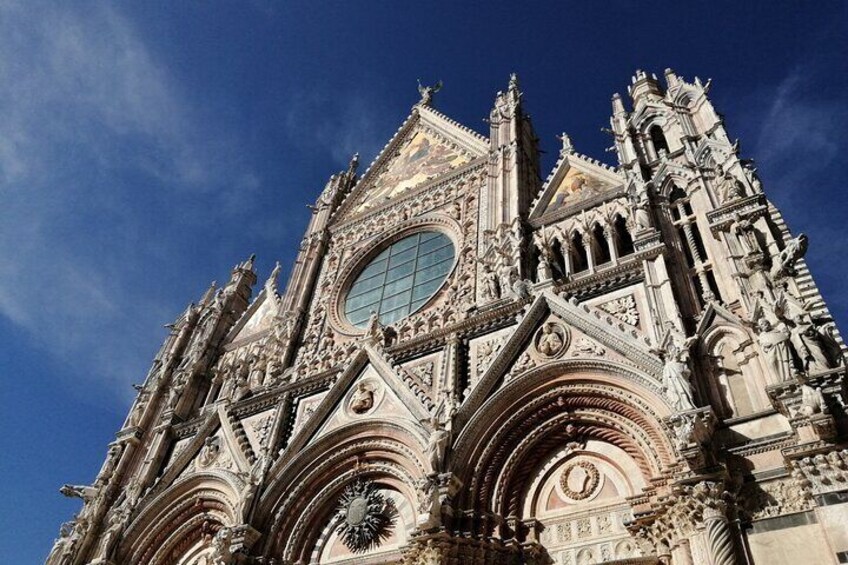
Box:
(225, 288, 279, 346)
(531, 152, 624, 219)
(457, 290, 663, 429)
(277, 345, 431, 467)
(156, 404, 255, 491)
(335, 105, 488, 221)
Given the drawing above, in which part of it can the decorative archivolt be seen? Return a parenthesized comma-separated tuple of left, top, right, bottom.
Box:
(119, 472, 242, 565)
(256, 423, 429, 562)
(453, 361, 677, 519)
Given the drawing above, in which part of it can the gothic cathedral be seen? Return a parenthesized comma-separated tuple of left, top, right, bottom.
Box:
(48, 71, 848, 565)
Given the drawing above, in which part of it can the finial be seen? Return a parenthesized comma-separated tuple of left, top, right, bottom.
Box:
(200, 281, 217, 306)
(265, 261, 281, 295)
(348, 152, 359, 174)
(239, 254, 256, 272)
(611, 92, 626, 115)
(508, 72, 519, 92)
(664, 68, 679, 87)
(416, 79, 443, 107)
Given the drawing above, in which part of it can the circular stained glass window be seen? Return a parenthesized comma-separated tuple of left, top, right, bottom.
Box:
(344, 231, 455, 328)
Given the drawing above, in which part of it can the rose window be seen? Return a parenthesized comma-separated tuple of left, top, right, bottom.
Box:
(344, 231, 455, 328)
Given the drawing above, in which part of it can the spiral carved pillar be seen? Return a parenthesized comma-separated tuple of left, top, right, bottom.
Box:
(703, 509, 736, 565)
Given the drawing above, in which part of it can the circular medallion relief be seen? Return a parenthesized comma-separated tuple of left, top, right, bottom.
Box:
(343, 231, 455, 328)
(534, 322, 569, 358)
(559, 460, 601, 501)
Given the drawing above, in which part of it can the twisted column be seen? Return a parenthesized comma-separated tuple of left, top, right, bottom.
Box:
(704, 508, 736, 565)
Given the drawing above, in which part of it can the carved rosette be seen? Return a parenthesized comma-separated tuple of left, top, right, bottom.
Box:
(333, 480, 397, 553)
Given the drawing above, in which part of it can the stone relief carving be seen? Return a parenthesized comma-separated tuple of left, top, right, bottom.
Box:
(350, 382, 376, 415)
(534, 322, 569, 358)
(597, 295, 639, 327)
(408, 362, 435, 387)
(571, 336, 606, 357)
(334, 479, 397, 553)
(250, 414, 275, 448)
(197, 437, 221, 468)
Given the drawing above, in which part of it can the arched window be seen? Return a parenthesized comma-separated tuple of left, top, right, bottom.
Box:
(613, 215, 635, 257)
(592, 223, 611, 266)
(551, 239, 566, 278)
(571, 231, 588, 273)
(668, 184, 721, 309)
(649, 124, 669, 156)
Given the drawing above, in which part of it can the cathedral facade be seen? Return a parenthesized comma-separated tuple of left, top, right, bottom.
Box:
(48, 70, 848, 565)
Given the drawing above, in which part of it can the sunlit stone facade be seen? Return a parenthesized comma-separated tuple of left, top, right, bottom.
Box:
(48, 70, 848, 565)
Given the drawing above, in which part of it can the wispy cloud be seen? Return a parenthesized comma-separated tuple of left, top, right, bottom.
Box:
(755, 67, 845, 191)
(0, 1, 260, 399)
(751, 64, 848, 316)
(283, 88, 390, 168)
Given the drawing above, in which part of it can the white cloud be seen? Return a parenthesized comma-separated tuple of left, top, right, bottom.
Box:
(0, 1, 259, 399)
(754, 66, 847, 202)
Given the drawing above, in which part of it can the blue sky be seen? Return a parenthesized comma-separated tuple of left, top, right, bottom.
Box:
(2, 1, 846, 560)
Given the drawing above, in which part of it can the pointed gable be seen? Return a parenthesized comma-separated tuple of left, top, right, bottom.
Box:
(337, 105, 488, 219)
(531, 151, 624, 219)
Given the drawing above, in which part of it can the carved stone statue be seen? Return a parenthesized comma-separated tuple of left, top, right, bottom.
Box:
(350, 382, 375, 414)
(770, 233, 808, 281)
(660, 342, 696, 411)
(248, 352, 267, 389)
(238, 464, 262, 521)
(127, 392, 148, 428)
(783, 304, 835, 373)
(756, 317, 795, 382)
(416, 478, 442, 529)
(730, 214, 762, 257)
(426, 416, 450, 474)
(94, 506, 130, 561)
(715, 164, 744, 204)
(627, 184, 651, 231)
(416, 79, 443, 107)
(96, 444, 123, 486)
(511, 277, 532, 300)
(481, 263, 500, 300)
(209, 527, 233, 565)
(364, 312, 383, 343)
(47, 518, 88, 565)
(499, 264, 518, 299)
(800, 384, 825, 416)
(536, 255, 553, 282)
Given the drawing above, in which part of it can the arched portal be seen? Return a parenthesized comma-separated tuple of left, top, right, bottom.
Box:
(256, 420, 429, 564)
(118, 472, 241, 565)
(452, 360, 676, 564)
